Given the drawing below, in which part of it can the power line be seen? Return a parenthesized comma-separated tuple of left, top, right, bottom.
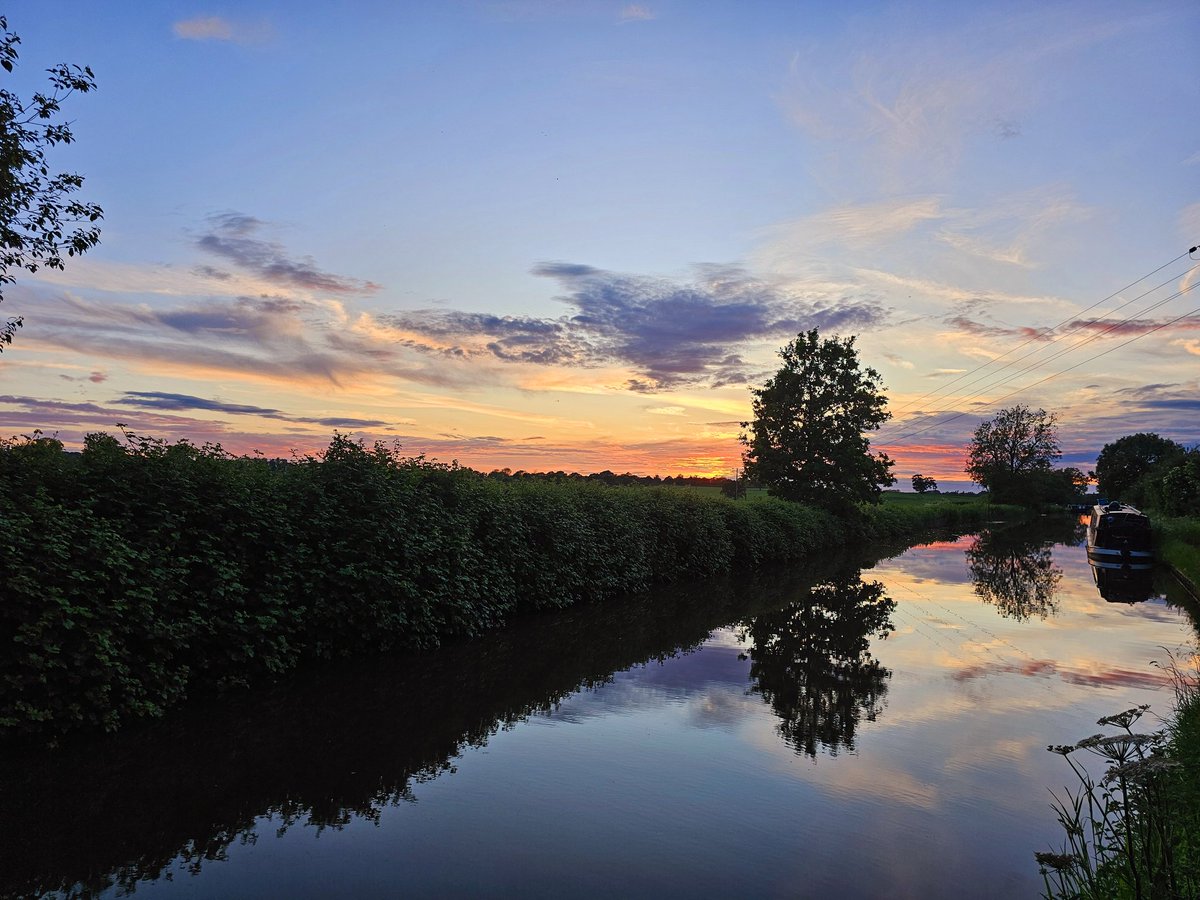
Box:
(878, 264, 1199, 435)
(875, 275, 1199, 440)
(878, 300, 1200, 447)
(885, 249, 1198, 420)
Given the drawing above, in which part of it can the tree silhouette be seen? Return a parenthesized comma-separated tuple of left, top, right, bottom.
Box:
(741, 575, 895, 758)
(965, 527, 1063, 621)
(740, 329, 894, 513)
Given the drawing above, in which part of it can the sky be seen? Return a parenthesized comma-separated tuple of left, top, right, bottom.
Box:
(1, 0, 1198, 486)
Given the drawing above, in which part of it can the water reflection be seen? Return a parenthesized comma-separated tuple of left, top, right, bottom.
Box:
(965, 519, 1082, 621)
(0, 558, 880, 899)
(741, 575, 895, 758)
(3, 532, 1193, 900)
(1091, 563, 1157, 604)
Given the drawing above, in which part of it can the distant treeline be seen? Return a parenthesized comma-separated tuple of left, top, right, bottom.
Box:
(1, 431, 1002, 742)
(482, 468, 746, 488)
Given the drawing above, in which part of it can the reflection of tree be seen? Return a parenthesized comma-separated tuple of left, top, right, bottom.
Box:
(965, 527, 1062, 621)
(0, 561, 847, 899)
(741, 576, 895, 758)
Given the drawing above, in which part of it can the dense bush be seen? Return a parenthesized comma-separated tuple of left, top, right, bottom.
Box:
(1, 431, 993, 741)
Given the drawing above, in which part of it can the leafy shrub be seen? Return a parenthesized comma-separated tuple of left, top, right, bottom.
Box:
(0, 431, 998, 742)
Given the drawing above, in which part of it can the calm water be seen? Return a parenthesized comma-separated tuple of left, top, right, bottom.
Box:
(3, 518, 1196, 899)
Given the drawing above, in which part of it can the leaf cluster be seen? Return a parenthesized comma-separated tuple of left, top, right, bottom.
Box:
(0, 16, 102, 349)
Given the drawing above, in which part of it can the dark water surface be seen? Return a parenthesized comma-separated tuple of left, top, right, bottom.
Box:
(2, 518, 1195, 899)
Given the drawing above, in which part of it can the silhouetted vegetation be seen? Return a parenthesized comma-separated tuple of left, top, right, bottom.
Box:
(1092, 433, 1200, 596)
(965, 519, 1082, 621)
(1095, 433, 1186, 505)
(0, 15, 103, 349)
(1038, 671, 1200, 899)
(911, 473, 937, 493)
(966, 405, 1087, 506)
(741, 329, 895, 513)
(0, 430, 1001, 742)
(741, 573, 894, 757)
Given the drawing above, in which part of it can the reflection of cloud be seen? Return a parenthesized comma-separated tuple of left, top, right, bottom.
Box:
(953, 658, 1170, 691)
(386, 262, 888, 392)
(686, 685, 758, 730)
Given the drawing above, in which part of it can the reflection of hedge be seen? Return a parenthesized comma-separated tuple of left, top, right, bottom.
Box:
(1, 432, 996, 741)
(0, 561, 850, 898)
(1156, 518, 1200, 603)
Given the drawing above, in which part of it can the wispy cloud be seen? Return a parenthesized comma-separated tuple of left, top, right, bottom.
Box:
(58, 370, 108, 384)
(618, 5, 655, 23)
(780, 8, 1143, 193)
(882, 352, 914, 369)
(196, 213, 380, 296)
(116, 391, 390, 428)
(12, 287, 466, 390)
(172, 16, 271, 44)
(924, 369, 967, 379)
(173, 16, 234, 41)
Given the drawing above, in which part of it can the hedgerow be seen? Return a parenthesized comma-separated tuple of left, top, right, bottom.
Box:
(1, 431, 992, 741)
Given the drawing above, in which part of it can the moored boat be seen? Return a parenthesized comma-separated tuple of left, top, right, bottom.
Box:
(1086, 501, 1153, 570)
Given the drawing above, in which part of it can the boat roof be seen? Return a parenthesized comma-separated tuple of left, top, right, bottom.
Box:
(1092, 501, 1147, 517)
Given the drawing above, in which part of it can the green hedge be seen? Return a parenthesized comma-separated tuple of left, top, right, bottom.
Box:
(1, 432, 994, 741)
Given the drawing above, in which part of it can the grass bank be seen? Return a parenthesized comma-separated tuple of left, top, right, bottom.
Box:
(1, 432, 1011, 743)
(1155, 517, 1200, 603)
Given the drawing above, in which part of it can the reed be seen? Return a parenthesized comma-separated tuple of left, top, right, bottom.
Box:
(1037, 654, 1200, 899)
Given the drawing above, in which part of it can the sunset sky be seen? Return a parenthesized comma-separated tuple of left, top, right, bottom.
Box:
(2, 1, 1198, 486)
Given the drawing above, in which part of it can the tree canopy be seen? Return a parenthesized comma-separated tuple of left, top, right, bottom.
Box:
(740, 329, 894, 512)
(0, 16, 102, 350)
(911, 474, 937, 493)
(1094, 432, 1184, 501)
(965, 405, 1063, 502)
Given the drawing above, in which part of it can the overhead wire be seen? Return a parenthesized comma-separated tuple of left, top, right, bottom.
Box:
(876, 265, 1199, 436)
(875, 275, 1199, 442)
(884, 248, 1198, 420)
(879, 299, 1200, 446)
(874, 243, 1200, 446)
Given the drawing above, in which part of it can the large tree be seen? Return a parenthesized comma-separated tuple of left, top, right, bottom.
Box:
(740, 329, 894, 512)
(965, 405, 1062, 502)
(0, 16, 102, 350)
(1094, 432, 1184, 501)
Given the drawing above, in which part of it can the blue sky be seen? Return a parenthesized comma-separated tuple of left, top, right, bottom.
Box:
(2, 0, 1198, 481)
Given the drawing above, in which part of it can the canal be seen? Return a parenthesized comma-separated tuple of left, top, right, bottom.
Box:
(2, 516, 1195, 898)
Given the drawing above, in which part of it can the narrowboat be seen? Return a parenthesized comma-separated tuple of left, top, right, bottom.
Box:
(1086, 502, 1153, 570)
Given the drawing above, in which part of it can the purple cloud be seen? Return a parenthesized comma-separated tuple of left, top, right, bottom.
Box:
(196, 213, 380, 295)
(387, 262, 888, 392)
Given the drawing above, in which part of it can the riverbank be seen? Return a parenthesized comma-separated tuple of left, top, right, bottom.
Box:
(1156, 516, 1200, 604)
(0, 432, 1019, 743)
(1036, 515, 1200, 899)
